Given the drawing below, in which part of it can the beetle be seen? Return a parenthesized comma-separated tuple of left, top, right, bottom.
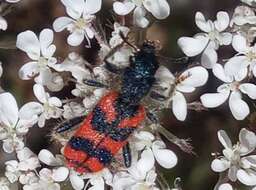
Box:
(57, 40, 159, 173)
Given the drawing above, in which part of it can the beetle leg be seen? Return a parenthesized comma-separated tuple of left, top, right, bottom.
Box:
(82, 79, 109, 88)
(56, 116, 85, 133)
(122, 143, 132, 168)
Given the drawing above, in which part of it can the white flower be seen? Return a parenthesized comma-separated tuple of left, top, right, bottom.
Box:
(38, 149, 85, 190)
(53, 0, 102, 46)
(23, 168, 69, 190)
(178, 11, 232, 68)
(19, 172, 38, 186)
(224, 34, 256, 77)
(16, 147, 40, 171)
(20, 84, 62, 128)
(201, 63, 255, 120)
(134, 131, 178, 170)
(155, 66, 208, 121)
(5, 147, 40, 184)
(211, 128, 256, 186)
(53, 52, 91, 83)
(16, 29, 59, 87)
(113, 0, 170, 28)
(0, 177, 11, 190)
(112, 164, 159, 190)
(230, 6, 256, 26)
(5, 160, 21, 183)
(0, 93, 38, 153)
(0, 16, 7, 31)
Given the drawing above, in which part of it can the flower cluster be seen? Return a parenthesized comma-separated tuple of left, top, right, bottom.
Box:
(211, 128, 256, 189)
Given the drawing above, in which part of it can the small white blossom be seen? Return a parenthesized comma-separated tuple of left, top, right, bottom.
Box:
(23, 84, 62, 127)
(5, 160, 21, 183)
(211, 128, 256, 186)
(5, 147, 40, 183)
(0, 93, 39, 153)
(224, 34, 256, 77)
(113, 0, 170, 28)
(23, 167, 69, 190)
(38, 149, 85, 190)
(134, 131, 178, 169)
(16, 29, 60, 87)
(112, 164, 159, 190)
(53, 0, 102, 47)
(178, 11, 232, 68)
(155, 66, 208, 121)
(201, 63, 256, 120)
(53, 52, 91, 83)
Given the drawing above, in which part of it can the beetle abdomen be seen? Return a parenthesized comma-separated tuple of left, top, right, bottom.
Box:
(64, 91, 145, 173)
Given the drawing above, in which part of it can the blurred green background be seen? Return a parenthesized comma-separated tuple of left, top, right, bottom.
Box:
(0, 0, 253, 190)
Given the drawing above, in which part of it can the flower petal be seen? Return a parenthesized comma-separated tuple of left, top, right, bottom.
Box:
(0, 92, 19, 127)
(200, 91, 230, 108)
(38, 149, 62, 166)
(232, 34, 248, 53)
(239, 128, 256, 155)
(229, 91, 250, 120)
(19, 102, 43, 120)
(212, 63, 232, 83)
(195, 12, 213, 33)
(211, 158, 230, 172)
(133, 7, 149, 28)
(53, 17, 73, 32)
(218, 130, 232, 149)
(33, 84, 48, 103)
(201, 48, 218, 69)
(67, 31, 85, 46)
(152, 141, 177, 169)
(224, 56, 248, 78)
(61, 0, 84, 19)
(177, 35, 209, 57)
(16, 30, 40, 60)
(39, 29, 56, 58)
(237, 169, 256, 186)
(239, 83, 256, 99)
(52, 167, 69, 182)
(143, 0, 170, 19)
(179, 66, 208, 88)
(48, 97, 62, 107)
(214, 11, 230, 32)
(113, 2, 135, 15)
(18, 61, 39, 80)
(172, 91, 187, 121)
(218, 183, 233, 190)
(84, 0, 102, 14)
(136, 148, 155, 174)
(70, 172, 85, 190)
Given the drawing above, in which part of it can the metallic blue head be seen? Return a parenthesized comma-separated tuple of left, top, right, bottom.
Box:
(119, 40, 159, 105)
